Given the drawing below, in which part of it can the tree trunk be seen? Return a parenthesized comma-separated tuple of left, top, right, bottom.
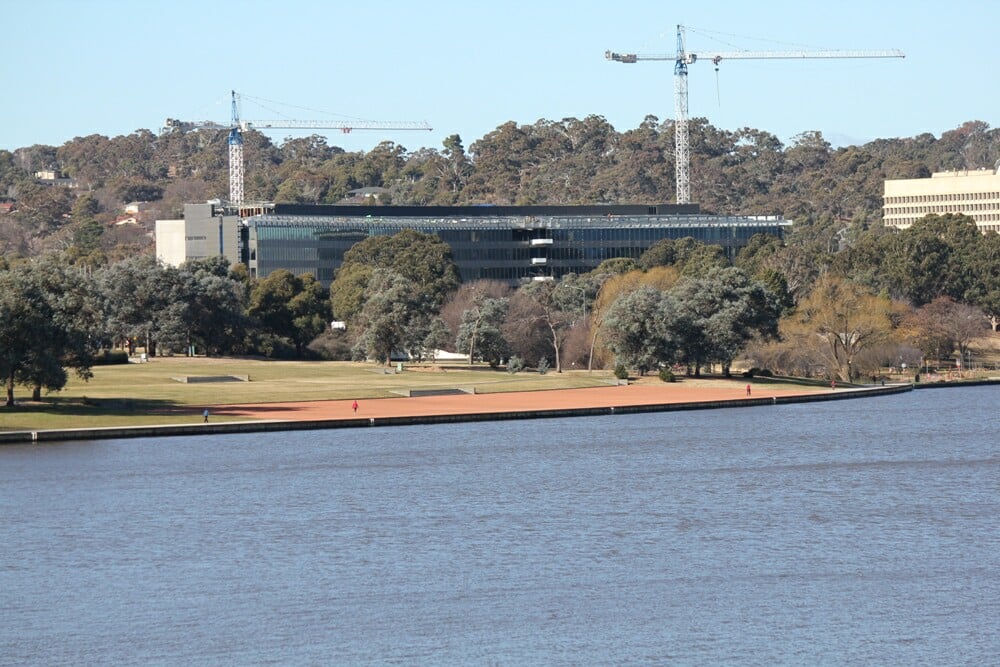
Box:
(5, 374, 14, 407)
(548, 321, 562, 373)
(32, 384, 41, 401)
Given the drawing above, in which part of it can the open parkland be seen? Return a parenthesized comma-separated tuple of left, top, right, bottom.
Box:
(0, 356, 951, 445)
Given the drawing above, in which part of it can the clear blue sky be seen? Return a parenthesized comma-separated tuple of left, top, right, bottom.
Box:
(4, 0, 998, 153)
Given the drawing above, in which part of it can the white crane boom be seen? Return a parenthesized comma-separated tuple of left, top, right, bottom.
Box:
(606, 26, 905, 204)
(164, 91, 432, 205)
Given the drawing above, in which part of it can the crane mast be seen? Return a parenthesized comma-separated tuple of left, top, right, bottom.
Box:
(607, 25, 905, 204)
(229, 91, 245, 207)
(166, 91, 433, 205)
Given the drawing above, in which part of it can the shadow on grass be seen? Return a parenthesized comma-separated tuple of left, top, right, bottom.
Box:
(4, 397, 188, 417)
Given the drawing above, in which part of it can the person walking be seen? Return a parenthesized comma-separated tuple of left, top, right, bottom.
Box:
(203, 408, 209, 422)
(352, 400, 359, 415)
(746, 384, 751, 397)
(831, 379, 836, 390)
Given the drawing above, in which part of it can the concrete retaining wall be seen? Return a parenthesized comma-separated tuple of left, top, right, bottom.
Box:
(0, 384, 913, 445)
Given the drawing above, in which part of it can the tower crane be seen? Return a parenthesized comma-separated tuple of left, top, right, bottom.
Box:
(606, 25, 904, 204)
(164, 91, 432, 205)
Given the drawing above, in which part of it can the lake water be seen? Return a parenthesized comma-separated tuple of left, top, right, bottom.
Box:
(1, 387, 997, 665)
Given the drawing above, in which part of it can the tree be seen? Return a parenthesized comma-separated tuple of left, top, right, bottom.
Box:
(97, 255, 175, 356)
(964, 229, 1000, 331)
(782, 275, 895, 380)
(249, 270, 330, 356)
(515, 279, 587, 373)
(880, 214, 981, 305)
(902, 297, 989, 367)
(601, 285, 674, 375)
(157, 258, 248, 356)
(0, 261, 98, 406)
(439, 280, 512, 344)
(330, 229, 461, 325)
(589, 266, 681, 369)
(353, 270, 418, 365)
(668, 268, 782, 376)
(456, 296, 509, 366)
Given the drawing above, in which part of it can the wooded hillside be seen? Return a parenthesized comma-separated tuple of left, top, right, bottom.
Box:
(2, 116, 998, 264)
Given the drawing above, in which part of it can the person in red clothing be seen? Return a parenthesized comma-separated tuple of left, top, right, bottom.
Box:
(746, 384, 751, 396)
(352, 399, 359, 414)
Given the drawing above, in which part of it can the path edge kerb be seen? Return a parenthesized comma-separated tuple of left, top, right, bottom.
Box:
(0, 384, 912, 445)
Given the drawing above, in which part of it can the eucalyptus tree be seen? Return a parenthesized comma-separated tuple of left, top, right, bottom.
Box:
(456, 296, 509, 367)
(352, 269, 419, 365)
(880, 213, 981, 305)
(513, 277, 595, 373)
(330, 229, 460, 323)
(601, 285, 675, 375)
(669, 267, 782, 376)
(97, 254, 176, 356)
(154, 258, 249, 356)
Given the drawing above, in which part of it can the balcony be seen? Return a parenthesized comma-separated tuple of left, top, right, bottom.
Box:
(531, 257, 548, 265)
(530, 238, 554, 246)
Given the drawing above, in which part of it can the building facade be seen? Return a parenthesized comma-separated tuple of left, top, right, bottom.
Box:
(158, 202, 791, 285)
(883, 167, 1000, 232)
(243, 204, 790, 285)
(155, 203, 241, 267)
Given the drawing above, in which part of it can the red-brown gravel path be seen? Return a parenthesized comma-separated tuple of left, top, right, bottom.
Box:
(208, 381, 833, 423)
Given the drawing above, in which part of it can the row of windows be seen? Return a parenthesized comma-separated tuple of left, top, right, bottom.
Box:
(885, 192, 1000, 204)
(885, 203, 1000, 215)
(247, 221, 786, 285)
(885, 212, 1000, 222)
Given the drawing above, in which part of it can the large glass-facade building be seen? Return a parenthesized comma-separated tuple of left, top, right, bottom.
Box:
(239, 203, 791, 285)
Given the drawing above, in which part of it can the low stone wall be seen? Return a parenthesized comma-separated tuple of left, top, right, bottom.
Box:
(171, 375, 249, 383)
(391, 388, 476, 397)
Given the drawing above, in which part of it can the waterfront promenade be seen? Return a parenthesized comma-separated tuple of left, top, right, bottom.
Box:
(0, 380, 911, 444)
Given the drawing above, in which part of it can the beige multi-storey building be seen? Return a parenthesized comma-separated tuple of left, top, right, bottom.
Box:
(883, 166, 1000, 232)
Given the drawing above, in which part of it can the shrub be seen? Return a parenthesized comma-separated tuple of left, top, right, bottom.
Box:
(658, 367, 676, 383)
(94, 350, 129, 365)
(614, 363, 629, 380)
(537, 357, 549, 375)
(507, 356, 525, 374)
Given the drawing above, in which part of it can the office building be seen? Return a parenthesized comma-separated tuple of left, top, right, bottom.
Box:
(883, 166, 1000, 232)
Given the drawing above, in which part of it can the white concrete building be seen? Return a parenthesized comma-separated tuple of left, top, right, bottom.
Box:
(883, 166, 1000, 232)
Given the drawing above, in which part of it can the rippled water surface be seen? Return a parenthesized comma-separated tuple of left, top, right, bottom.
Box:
(2, 387, 998, 665)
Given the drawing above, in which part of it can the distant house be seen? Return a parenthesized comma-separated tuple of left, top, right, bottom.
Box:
(337, 186, 390, 205)
(115, 216, 140, 226)
(0, 202, 14, 215)
(124, 201, 152, 215)
(33, 169, 78, 189)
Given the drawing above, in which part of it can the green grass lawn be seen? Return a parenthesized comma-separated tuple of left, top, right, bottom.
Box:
(0, 357, 615, 432)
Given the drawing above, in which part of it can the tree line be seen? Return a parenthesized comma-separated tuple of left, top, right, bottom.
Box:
(3, 211, 996, 406)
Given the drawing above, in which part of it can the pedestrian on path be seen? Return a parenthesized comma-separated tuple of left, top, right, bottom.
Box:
(746, 384, 751, 396)
(831, 380, 836, 390)
(352, 400, 359, 415)
(203, 408, 209, 422)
